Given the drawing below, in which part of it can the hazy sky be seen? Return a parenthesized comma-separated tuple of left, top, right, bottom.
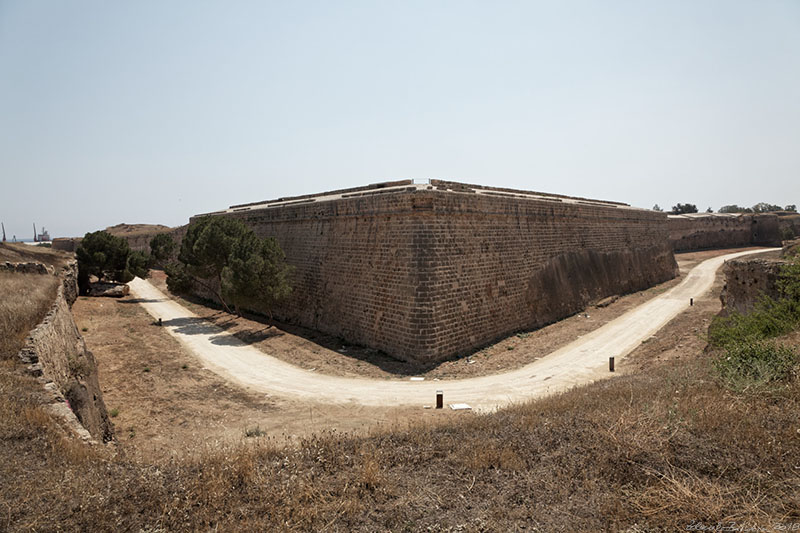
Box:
(1, 1, 798, 239)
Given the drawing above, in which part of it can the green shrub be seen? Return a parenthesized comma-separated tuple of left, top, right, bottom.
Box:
(708, 296, 799, 347)
(714, 339, 797, 392)
(778, 254, 800, 300)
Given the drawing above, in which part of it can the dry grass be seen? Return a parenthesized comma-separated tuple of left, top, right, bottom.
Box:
(0, 242, 73, 269)
(0, 349, 798, 531)
(0, 272, 58, 358)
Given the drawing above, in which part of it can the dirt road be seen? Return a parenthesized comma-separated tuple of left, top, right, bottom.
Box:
(128, 248, 774, 411)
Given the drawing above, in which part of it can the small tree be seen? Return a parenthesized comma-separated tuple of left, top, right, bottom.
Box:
(224, 232, 293, 318)
(784, 204, 797, 213)
(126, 251, 150, 280)
(705, 207, 713, 213)
(652, 204, 663, 212)
(670, 203, 698, 214)
(76, 231, 148, 293)
(149, 233, 176, 268)
(166, 216, 292, 317)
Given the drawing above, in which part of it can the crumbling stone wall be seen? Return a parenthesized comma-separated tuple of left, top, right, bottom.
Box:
(779, 214, 800, 240)
(720, 256, 785, 314)
(204, 182, 678, 363)
(720, 242, 798, 315)
(51, 237, 78, 252)
(17, 262, 113, 442)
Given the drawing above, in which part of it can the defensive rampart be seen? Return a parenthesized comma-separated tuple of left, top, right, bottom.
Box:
(16, 261, 113, 442)
(195, 180, 678, 363)
(668, 212, 798, 252)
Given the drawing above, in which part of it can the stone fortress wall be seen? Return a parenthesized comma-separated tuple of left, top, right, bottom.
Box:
(114, 181, 799, 364)
(192, 180, 678, 363)
(668, 212, 800, 252)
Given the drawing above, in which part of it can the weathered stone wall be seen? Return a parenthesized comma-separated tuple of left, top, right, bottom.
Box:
(17, 262, 113, 442)
(720, 256, 785, 314)
(779, 214, 800, 240)
(668, 213, 782, 252)
(205, 183, 677, 363)
(51, 237, 78, 252)
(417, 192, 677, 359)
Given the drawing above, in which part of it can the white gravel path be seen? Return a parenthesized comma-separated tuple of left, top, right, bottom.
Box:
(128, 248, 774, 411)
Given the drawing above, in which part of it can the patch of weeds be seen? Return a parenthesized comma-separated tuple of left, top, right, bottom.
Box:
(516, 332, 530, 339)
(109, 408, 119, 418)
(245, 426, 266, 438)
(143, 367, 150, 373)
(708, 296, 799, 347)
(81, 327, 88, 332)
(181, 364, 188, 370)
(714, 339, 797, 392)
(67, 356, 89, 377)
(506, 345, 514, 351)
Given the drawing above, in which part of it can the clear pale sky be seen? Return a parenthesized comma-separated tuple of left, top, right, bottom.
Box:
(1, 1, 798, 239)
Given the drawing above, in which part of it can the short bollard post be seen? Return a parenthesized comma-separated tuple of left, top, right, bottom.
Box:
(690, 298, 693, 306)
(609, 356, 615, 372)
(157, 318, 162, 326)
(436, 390, 443, 409)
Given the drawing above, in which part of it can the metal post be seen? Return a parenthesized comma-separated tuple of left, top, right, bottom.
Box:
(690, 298, 693, 306)
(157, 318, 162, 326)
(609, 356, 615, 372)
(436, 390, 443, 409)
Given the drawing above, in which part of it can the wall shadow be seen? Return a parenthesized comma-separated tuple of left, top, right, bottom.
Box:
(153, 292, 442, 376)
(160, 315, 284, 347)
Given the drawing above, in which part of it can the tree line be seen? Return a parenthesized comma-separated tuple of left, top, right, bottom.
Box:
(652, 202, 797, 215)
(76, 217, 292, 318)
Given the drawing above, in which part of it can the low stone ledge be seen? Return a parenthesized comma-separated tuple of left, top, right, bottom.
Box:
(1, 261, 55, 275)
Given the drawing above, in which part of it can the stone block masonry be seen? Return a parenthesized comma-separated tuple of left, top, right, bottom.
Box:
(195, 180, 678, 364)
(668, 212, 788, 252)
(16, 260, 113, 442)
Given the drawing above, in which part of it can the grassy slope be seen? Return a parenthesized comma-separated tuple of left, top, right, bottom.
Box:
(0, 243, 66, 359)
(0, 273, 59, 359)
(0, 242, 73, 269)
(0, 338, 798, 530)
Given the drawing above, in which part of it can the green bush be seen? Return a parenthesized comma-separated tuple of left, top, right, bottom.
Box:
(714, 339, 797, 392)
(708, 296, 799, 347)
(778, 254, 800, 301)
